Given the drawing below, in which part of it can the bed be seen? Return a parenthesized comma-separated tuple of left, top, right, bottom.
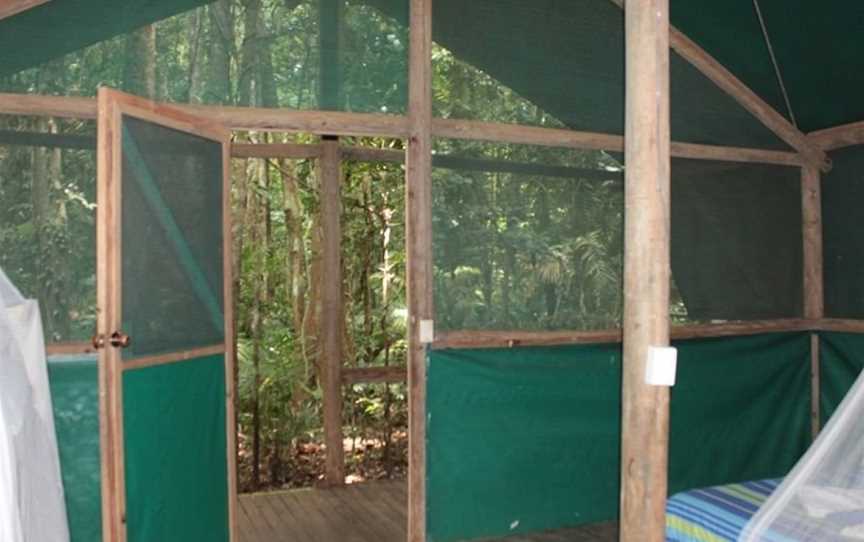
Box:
(666, 479, 781, 541)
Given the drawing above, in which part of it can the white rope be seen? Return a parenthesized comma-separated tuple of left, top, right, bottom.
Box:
(753, 0, 798, 127)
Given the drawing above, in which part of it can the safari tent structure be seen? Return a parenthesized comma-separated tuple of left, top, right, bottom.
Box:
(2, 0, 864, 541)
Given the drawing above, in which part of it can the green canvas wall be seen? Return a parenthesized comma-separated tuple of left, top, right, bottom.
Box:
(48, 355, 102, 542)
(819, 332, 864, 426)
(426, 333, 811, 541)
(123, 354, 230, 542)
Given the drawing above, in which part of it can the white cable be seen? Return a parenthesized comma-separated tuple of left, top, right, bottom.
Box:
(753, 0, 798, 127)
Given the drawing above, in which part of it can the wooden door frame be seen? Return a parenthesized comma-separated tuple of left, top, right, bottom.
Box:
(96, 86, 237, 542)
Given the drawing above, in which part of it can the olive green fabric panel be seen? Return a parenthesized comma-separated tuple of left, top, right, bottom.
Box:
(0, 0, 211, 77)
(823, 147, 864, 319)
(47, 355, 102, 542)
(670, 159, 803, 320)
(123, 354, 229, 542)
(819, 332, 864, 426)
(426, 333, 810, 541)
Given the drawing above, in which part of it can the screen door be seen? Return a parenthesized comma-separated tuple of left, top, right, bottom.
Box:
(95, 87, 236, 542)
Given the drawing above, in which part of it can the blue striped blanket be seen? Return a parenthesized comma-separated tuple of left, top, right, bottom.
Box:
(666, 479, 781, 541)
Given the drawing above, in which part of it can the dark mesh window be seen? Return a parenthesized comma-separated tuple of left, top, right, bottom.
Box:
(432, 142, 804, 331)
(823, 146, 864, 318)
(671, 159, 803, 320)
(121, 115, 224, 359)
(0, 116, 97, 343)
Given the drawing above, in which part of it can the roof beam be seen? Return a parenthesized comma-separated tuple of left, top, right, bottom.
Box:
(808, 121, 864, 151)
(608, 0, 830, 172)
(0, 0, 50, 21)
(0, 92, 804, 166)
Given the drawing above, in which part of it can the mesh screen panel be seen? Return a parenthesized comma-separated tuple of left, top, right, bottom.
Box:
(0, 116, 97, 343)
(823, 146, 864, 319)
(432, 140, 625, 331)
(433, 142, 804, 331)
(671, 159, 803, 320)
(121, 115, 224, 359)
(424, 0, 789, 150)
(0, 1, 408, 115)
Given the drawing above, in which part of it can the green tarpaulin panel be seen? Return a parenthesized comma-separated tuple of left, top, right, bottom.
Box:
(823, 146, 864, 319)
(427, 333, 810, 541)
(48, 355, 102, 542)
(123, 354, 229, 542)
(667, 334, 810, 494)
(819, 332, 864, 426)
(670, 1, 864, 132)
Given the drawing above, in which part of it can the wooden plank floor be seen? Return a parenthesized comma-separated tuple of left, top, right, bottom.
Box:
(238, 480, 617, 542)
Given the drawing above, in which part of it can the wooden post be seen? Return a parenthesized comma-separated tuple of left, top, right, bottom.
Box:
(620, 2, 671, 541)
(317, 0, 346, 486)
(320, 136, 346, 485)
(802, 165, 824, 438)
(406, 0, 433, 540)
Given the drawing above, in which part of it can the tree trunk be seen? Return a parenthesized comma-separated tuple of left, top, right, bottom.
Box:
(238, 0, 263, 107)
(204, 0, 233, 104)
(122, 25, 157, 98)
(186, 10, 205, 103)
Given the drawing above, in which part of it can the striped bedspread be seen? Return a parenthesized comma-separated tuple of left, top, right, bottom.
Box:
(666, 479, 781, 541)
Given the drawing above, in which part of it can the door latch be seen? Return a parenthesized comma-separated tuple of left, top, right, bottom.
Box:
(109, 331, 131, 349)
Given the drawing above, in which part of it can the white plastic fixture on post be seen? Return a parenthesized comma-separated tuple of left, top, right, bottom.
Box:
(645, 346, 678, 387)
(419, 319, 434, 344)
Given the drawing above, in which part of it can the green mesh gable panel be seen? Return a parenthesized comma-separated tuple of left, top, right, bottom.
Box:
(671, 159, 803, 321)
(0, 0, 212, 77)
(1, 1, 409, 115)
(823, 147, 864, 319)
(671, 1, 864, 132)
(123, 355, 229, 542)
(669, 1, 786, 124)
(48, 355, 102, 542)
(427, 333, 809, 541)
(819, 332, 864, 426)
(417, 0, 789, 150)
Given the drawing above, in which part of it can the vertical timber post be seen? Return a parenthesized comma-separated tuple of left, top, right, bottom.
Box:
(320, 136, 346, 485)
(407, 0, 433, 540)
(319, 0, 345, 486)
(802, 165, 823, 439)
(620, 1, 671, 541)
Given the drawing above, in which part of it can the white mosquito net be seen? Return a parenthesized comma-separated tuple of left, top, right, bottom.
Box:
(742, 361, 864, 541)
(0, 267, 69, 542)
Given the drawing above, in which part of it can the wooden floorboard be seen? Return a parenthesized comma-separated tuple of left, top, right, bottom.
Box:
(238, 480, 617, 542)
